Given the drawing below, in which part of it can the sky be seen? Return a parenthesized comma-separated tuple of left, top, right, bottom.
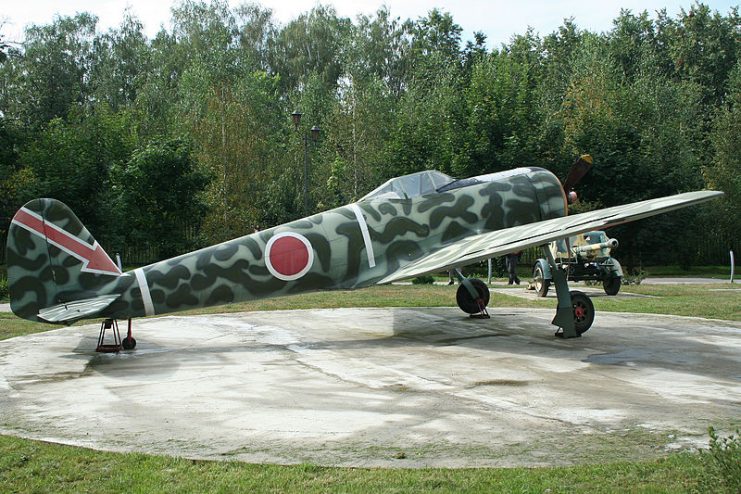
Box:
(1, 1, 738, 48)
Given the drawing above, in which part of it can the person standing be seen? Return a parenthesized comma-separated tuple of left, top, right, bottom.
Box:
(506, 252, 521, 285)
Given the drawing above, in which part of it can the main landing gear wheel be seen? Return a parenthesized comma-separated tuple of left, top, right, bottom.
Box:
(570, 290, 594, 335)
(456, 278, 490, 314)
(533, 264, 550, 297)
(603, 276, 621, 296)
(122, 336, 137, 350)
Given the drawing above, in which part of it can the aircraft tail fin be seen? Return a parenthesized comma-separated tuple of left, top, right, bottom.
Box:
(6, 198, 122, 322)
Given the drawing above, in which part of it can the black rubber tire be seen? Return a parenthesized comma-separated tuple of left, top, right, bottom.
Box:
(570, 290, 595, 335)
(456, 278, 491, 314)
(122, 336, 137, 350)
(603, 276, 621, 296)
(533, 264, 550, 297)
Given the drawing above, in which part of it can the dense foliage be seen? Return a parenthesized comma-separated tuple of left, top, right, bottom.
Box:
(0, 1, 738, 268)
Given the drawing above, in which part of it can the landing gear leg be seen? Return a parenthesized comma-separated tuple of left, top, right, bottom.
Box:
(122, 319, 136, 350)
(454, 269, 491, 319)
(541, 246, 594, 337)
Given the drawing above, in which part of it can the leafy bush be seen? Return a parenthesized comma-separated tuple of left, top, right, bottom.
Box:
(411, 275, 435, 285)
(623, 268, 646, 285)
(695, 427, 741, 493)
(0, 276, 8, 301)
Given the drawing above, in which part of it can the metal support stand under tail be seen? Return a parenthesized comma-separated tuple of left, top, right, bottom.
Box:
(542, 246, 579, 338)
(455, 269, 491, 319)
(96, 319, 122, 353)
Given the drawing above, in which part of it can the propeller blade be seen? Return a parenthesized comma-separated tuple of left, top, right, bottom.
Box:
(563, 154, 593, 192)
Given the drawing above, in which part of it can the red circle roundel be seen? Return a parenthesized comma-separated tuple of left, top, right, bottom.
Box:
(265, 232, 314, 281)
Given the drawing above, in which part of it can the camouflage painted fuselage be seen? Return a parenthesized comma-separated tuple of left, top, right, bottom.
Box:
(7, 167, 565, 322)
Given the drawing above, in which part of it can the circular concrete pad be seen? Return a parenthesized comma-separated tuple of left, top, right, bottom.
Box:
(1, 308, 740, 467)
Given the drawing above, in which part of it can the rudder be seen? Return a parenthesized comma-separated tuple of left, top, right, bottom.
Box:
(6, 198, 121, 322)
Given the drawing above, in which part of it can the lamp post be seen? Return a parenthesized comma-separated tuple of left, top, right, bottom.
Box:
(291, 110, 320, 215)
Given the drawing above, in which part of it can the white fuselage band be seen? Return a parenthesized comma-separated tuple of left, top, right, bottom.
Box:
(350, 203, 376, 268)
(134, 268, 155, 316)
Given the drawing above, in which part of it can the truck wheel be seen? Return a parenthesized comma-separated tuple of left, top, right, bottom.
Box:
(570, 291, 595, 334)
(603, 276, 621, 296)
(533, 265, 550, 297)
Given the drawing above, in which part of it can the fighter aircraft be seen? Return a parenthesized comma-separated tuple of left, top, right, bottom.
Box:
(6, 156, 721, 349)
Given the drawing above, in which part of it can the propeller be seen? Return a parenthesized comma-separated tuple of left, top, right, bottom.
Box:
(563, 154, 593, 204)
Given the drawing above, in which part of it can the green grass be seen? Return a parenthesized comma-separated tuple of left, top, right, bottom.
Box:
(0, 434, 712, 493)
(588, 283, 741, 320)
(175, 283, 741, 322)
(642, 265, 738, 278)
(0, 312, 56, 341)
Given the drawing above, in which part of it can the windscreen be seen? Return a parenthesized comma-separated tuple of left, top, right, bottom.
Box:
(361, 170, 454, 200)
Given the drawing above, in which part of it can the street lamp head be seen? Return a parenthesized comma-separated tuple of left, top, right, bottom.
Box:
(310, 125, 320, 141)
(291, 110, 303, 129)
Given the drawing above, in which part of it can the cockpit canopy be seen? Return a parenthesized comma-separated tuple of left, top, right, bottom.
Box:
(360, 170, 454, 201)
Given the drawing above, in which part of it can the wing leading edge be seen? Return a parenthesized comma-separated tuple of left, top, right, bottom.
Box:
(378, 190, 723, 284)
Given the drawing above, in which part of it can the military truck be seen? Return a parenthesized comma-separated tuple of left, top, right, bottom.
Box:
(532, 231, 623, 297)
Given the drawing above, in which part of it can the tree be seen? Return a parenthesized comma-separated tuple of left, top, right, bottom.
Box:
(171, 0, 240, 81)
(409, 9, 462, 63)
(90, 10, 150, 111)
(20, 106, 138, 240)
(235, 2, 276, 71)
(455, 31, 543, 178)
(322, 74, 396, 205)
(112, 138, 208, 258)
(667, 4, 740, 106)
(0, 2, 738, 267)
(14, 13, 98, 127)
(349, 7, 411, 96)
(609, 9, 672, 81)
(0, 118, 33, 250)
(189, 72, 285, 242)
(0, 35, 8, 64)
(387, 66, 463, 177)
(705, 62, 741, 246)
(268, 5, 351, 92)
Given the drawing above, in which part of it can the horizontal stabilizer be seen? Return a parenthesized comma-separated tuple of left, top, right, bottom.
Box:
(38, 294, 120, 323)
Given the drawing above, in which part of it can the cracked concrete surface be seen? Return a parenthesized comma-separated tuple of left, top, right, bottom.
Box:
(1, 307, 739, 467)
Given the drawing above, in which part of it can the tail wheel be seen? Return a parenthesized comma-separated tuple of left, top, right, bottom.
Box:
(570, 290, 594, 334)
(122, 336, 137, 350)
(456, 278, 490, 314)
(533, 264, 550, 297)
(603, 276, 621, 296)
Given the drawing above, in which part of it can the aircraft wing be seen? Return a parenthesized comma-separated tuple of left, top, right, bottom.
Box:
(378, 190, 722, 284)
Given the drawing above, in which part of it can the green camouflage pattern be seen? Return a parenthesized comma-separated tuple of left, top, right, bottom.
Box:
(7, 167, 564, 323)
